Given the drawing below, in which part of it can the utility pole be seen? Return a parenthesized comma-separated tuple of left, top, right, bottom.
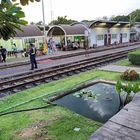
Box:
(129, 15, 131, 45)
(50, 0, 53, 23)
(41, 0, 46, 43)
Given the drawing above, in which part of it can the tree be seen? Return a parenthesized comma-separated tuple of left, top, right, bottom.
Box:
(110, 15, 129, 22)
(49, 16, 77, 25)
(0, 1, 28, 40)
(11, 0, 40, 6)
(110, 9, 140, 22)
(129, 9, 140, 22)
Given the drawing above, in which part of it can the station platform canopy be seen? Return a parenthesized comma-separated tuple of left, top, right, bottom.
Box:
(47, 24, 87, 37)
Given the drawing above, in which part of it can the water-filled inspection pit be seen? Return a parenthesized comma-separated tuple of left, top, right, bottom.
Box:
(54, 82, 120, 123)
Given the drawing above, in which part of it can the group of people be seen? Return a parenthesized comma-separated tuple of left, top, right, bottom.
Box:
(0, 43, 37, 70)
(0, 43, 18, 63)
(67, 40, 80, 50)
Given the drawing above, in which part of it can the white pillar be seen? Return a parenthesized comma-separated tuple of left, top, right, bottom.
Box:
(65, 35, 67, 46)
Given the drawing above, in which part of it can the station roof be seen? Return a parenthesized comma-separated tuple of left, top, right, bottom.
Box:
(15, 25, 43, 38)
(89, 20, 130, 28)
(47, 24, 87, 36)
(71, 21, 93, 28)
(71, 20, 130, 28)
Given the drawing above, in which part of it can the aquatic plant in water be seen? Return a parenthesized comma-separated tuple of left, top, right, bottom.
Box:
(73, 90, 100, 101)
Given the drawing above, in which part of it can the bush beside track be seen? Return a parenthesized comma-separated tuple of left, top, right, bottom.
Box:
(128, 50, 140, 65)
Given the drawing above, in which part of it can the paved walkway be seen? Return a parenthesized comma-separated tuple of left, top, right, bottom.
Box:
(99, 64, 140, 74)
(90, 92, 140, 140)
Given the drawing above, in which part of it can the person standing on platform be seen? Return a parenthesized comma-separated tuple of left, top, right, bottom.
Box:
(0, 46, 7, 62)
(12, 43, 18, 58)
(84, 37, 89, 57)
(29, 43, 38, 70)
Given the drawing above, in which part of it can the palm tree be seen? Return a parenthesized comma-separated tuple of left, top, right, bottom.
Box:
(0, 1, 28, 40)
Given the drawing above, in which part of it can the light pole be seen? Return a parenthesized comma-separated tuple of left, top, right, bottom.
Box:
(50, 0, 53, 23)
(41, 0, 46, 43)
(129, 15, 131, 44)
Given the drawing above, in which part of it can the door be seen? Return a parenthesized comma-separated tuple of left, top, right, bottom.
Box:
(104, 34, 107, 46)
(108, 34, 111, 45)
(120, 33, 122, 43)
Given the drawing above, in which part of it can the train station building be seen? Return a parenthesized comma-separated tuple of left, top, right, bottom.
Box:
(0, 20, 132, 52)
(48, 21, 130, 49)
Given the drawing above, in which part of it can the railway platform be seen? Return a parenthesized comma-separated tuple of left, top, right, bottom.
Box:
(0, 42, 139, 68)
(0, 43, 140, 79)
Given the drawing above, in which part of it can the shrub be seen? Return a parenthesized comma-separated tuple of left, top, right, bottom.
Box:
(120, 69, 139, 81)
(128, 50, 140, 65)
(116, 81, 140, 107)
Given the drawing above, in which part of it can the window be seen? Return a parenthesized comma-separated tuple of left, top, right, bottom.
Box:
(111, 34, 117, 39)
(122, 33, 127, 38)
(97, 35, 104, 41)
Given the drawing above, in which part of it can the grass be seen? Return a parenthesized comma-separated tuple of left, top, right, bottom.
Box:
(0, 70, 125, 140)
(115, 58, 140, 68)
(0, 105, 101, 140)
(0, 70, 120, 113)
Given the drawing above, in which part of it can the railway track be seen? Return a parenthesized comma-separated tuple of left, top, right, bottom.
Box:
(0, 47, 135, 98)
(0, 42, 140, 70)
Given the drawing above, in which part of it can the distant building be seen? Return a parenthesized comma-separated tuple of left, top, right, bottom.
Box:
(130, 22, 140, 42)
(0, 25, 44, 51)
(73, 21, 130, 47)
(47, 20, 131, 48)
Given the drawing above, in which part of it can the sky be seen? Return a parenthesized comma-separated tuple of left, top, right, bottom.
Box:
(21, 0, 140, 24)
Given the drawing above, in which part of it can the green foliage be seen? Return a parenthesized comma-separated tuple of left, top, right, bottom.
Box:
(120, 69, 139, 81)
(116, 81, 122, 93)
(0, 2, 28, 40)
(11, 0, 40, 6)
(129, 9, 140, 22)
(0, 105, 101, 140)
(73, 90, 99, 101)
(123, 83, 132, 94)
(133, 82, 140, 93)
(49, 16, 77, 25)
(115, 81, 140, 105)
(116, 59, 131, 66)
(111, 15, 129, 22)
(110, 9, 140, 22)
(128, 50, 140, 65)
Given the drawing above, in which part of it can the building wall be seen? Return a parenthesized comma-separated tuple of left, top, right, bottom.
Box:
(0, 39, 23, 51)
(109, 27, 120, 44)
(90, 28, 108, 47)
(120, 28, 130, 43)
(89, 27, 130, 47)
(0, 36, 44, 52)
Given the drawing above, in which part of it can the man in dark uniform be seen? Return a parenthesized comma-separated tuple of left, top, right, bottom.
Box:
(0, 46, 7, 62)
(29, 44, 38, 70)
